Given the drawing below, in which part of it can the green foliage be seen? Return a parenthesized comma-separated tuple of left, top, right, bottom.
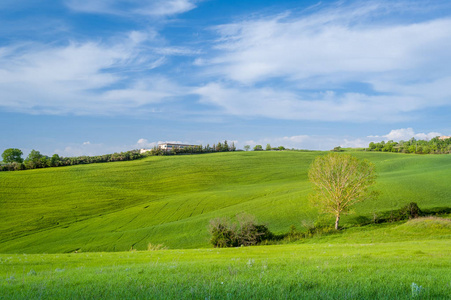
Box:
(308, 153, 378, 229)
(1, 148, 23, 163)
(400, 202, 422, 219)
(244, 145, 250, 151)
(266, 144, 272, 151)
(253, 145, 263, 151)
(209, 214, 274, 247)
(367, 136, 451, 154)
(209, 218, 237, 248)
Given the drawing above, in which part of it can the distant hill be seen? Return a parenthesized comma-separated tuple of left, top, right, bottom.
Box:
(1, 151, 450, 253)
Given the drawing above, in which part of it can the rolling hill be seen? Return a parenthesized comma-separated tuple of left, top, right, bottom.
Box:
(1, 151, 450, 253)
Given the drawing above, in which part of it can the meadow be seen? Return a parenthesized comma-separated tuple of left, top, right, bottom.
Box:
(1, 151, 451, 253)
(1, 151, 451, 298)
(1, 227, 450, 299)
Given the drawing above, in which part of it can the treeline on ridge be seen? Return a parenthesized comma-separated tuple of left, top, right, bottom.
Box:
(0, 149, 143, 171)
(366, 137, 451, 154)
(0, 141, 246, 171)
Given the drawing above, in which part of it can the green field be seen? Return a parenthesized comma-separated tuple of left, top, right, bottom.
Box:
(1, 151, 450, 253)
(1, 151, 451, 298)
(1, 220, 450, 299)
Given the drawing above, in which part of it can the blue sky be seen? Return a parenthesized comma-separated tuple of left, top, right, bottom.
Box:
(1, 0, 451, 157)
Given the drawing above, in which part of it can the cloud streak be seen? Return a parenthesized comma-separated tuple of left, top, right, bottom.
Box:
(0, 32, 191, 115)
(65, 0, 196, 17)
(195, 1, 451, 122)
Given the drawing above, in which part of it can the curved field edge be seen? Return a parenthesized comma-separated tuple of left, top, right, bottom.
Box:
(1, 151, 450, 253)
(1, 240, 450, 299)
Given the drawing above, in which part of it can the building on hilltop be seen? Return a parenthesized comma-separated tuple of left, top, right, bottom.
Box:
(438, 136, 451, 141)
(158, 143, 200, 151)
(139, 143, 201, 154)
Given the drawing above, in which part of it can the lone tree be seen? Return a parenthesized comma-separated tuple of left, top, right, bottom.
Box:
(308, 153, 377, 230)
(2, 148, 24, 163)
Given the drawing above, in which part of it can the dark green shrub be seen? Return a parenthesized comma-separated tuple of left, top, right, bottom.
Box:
(400, 202, 422, 219)
(209, 218, 237, 248)
(209, 214, 275, 247)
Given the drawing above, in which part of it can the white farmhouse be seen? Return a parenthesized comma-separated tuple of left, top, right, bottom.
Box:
(158, 143, 200, 151)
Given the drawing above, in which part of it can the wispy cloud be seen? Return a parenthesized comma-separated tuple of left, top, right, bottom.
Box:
(195, 1, 451, 122)
(65, 0, 196, 17)
(194, 83, 422, 122)
(0, 31, 191, 115)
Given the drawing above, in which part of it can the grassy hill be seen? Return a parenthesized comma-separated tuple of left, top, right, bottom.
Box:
(1, 151, 450, 253)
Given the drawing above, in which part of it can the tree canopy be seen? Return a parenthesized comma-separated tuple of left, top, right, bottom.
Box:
(1, 148, 23, 163)
(308, 153, 377, 230)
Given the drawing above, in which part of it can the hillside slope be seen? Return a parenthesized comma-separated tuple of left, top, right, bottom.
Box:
(1, 151, 450, 253)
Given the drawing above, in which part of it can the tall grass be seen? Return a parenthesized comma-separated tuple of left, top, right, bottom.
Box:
(1, 239, 450, 299)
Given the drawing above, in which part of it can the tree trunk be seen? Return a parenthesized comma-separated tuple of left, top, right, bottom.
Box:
(335, 214, 340, 230)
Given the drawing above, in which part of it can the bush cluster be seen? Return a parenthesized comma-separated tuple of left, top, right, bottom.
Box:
(367, 137, 451, 154)
(209, 214, 274, 248)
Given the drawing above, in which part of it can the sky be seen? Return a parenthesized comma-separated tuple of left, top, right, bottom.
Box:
(1, 0, 451, 157)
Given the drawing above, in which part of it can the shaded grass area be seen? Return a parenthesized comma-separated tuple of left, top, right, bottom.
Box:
(297, 217, 451, 244)
(1, 151, 451, 253)
(1, 239, 450, 299)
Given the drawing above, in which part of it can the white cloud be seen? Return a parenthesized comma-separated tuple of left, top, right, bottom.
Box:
(65, 0, 196, 17)
(0, 33, 189, 115)
(194, 82, 423, 122)
(209, 4, 451, 85)
(194, 1, 451, 122)
(369, 128, 442, 141)
(136, 138, 157, 149)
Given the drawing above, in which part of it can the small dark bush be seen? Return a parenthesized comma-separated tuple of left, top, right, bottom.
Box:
(209, 218, 237, 248)
(400, 202, 422, 219)
(209, 214, 275, 248)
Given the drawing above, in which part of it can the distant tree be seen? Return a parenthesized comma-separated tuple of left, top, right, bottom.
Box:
(216, 142, 222, 152)
(230, 142, 236, 151)
(308, 153, 378, 230)
(278, 146, 285, 150)
(223, 140, 229, 151)
(244, 145, 250, 151)
(2, 148, 23, 163)
(266, 144, 272, 151)
(25, 149, 44, 168)
(253, 145, 263, 151)
(50, 154, 61, 167)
